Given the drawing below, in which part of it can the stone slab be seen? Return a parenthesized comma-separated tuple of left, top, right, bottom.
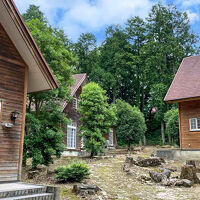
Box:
(157, 149, 200, 160)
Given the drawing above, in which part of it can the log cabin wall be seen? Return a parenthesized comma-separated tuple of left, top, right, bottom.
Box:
(0, 23, 27, 182)
(179, 100, 200, 149)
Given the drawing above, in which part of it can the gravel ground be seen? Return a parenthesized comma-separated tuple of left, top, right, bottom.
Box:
(22, 146, 200, 200)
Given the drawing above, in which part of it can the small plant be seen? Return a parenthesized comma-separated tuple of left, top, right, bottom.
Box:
(55, 162, 90, 182)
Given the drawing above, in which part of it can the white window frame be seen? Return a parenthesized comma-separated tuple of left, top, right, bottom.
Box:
(109, 129, 114, 146)
(67, 122, 76, 149)
(81, 136, 85, 148)
(189, 118, 200, 131)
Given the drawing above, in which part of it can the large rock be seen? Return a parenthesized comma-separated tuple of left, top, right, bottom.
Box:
(175, 179, 193, 187)
(123, 156, 134, 172)
(72, 184, 101, 196)
(149, 169, 171, 183)
(180, 165, 200, 184)
(134, 156, 163, 167)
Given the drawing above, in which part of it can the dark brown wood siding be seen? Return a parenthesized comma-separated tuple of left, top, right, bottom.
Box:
(0, 23, 26, 182)
(179, 100, 200, 149)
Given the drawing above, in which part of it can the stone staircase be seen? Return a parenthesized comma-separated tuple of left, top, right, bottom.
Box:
(0, 183, 59, 200)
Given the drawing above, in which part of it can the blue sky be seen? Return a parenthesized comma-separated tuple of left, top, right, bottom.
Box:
(15, 0, 200, 42)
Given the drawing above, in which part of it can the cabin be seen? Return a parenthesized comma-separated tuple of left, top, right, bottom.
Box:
(164, 56, 200, 150)
(62, 73, 117, 156)
(0, 0, 59, 197)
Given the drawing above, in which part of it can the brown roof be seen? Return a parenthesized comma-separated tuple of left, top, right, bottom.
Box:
(61, 73, 87, 111)
(164, 55, 200, 102)
(70, 73, 87, 96)
(0, 0, 58, 93)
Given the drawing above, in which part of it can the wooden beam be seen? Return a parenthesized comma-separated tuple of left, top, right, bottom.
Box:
(0, 51, 26, 68)
(18, 65, 28, 181)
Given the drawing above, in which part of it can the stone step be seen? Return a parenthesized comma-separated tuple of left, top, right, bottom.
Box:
(0, 185, 47, 199)
(0, 193, 54, 200)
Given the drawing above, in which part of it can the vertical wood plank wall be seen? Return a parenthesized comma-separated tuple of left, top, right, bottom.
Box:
(0, 23, 27, 182)
(179, 100, 200, 149)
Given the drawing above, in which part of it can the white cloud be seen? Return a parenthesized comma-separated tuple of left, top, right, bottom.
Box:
(186, 10, 199, 23)
(177, 0, 200, 7)
(14, 0, 154, 41)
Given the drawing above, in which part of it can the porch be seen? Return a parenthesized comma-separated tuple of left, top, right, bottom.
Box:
(0, 182, 59, 200)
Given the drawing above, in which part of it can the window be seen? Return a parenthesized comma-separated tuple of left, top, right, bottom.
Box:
(189, 118, 200, 131)
(72, 97, 78, 109)
(81, 136, 85, 148)
(67, 122, 76, 149)
(109, 129, 114, 146)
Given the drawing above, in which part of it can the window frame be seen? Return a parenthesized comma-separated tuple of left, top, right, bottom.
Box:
(67, 122, 76, 149)
(189, 118, 200, 131)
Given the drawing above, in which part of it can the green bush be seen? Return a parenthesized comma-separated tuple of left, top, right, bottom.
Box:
(55, 162, 90, 182)
(164, 109, 179, 145)
(116, 100, 147, 148)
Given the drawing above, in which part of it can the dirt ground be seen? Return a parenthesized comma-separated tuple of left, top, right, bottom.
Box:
(22, 146, 200, 200)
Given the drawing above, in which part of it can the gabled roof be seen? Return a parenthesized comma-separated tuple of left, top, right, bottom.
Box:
(0, 0, 58, 93)
(164, 56, 200, 102)
(70, 73, 87, 96)
(62, 73, 87, 111)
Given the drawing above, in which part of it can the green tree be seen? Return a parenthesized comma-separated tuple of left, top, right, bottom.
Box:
(164, 108, 179, 145)
(78, 82, 116, 157)
(73, 33, 99, 75)
(22, 5, 74, 167)
(24, 103, 67, 168)
(116, 100, 147, 149)
(142, 3, 199, 144)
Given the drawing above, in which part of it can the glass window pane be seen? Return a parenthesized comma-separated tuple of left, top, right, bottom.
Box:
(190, 118, 197, 130)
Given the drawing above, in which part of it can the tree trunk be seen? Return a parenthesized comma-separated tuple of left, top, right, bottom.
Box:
(168, 133, 171, 145)
(128, 141, 131, 151)
(139, 138, 142, 146)
(161, 121, 165, 145)
(143, 134, 146, 146)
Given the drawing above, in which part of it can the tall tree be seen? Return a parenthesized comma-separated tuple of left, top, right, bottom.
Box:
(78, 83, 116, 157)
(142, 3, 199, 144)
(73, 33, 99, 76)
(22, 5, 75, 167)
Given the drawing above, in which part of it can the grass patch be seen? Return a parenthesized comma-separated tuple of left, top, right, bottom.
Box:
(60, 187, 81, 200)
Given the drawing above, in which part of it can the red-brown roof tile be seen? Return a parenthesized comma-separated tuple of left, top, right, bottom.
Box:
(70, 73, 87, 96)
(164, 55, 200, 102)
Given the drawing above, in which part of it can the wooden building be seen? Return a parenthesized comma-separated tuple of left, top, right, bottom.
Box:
(165, 56, 200, 149)
(62, 74, 117, 156)
(0, 0, 58, 182)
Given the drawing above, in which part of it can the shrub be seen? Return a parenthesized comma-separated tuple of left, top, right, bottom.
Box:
(55, 162, 90, 182)
(116, 100, 147, 148)
(78, 82, 116, 157)
(164, 109, 179, 145)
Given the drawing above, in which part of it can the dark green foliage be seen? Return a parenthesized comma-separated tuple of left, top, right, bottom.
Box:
(24, 103, 67, 168)
(55, 162, 90, 182)
(78, 83, 116, 157)
(22, 6, 74, 167)
(116, 100, 147, 148)
(164, 109, 179, 145)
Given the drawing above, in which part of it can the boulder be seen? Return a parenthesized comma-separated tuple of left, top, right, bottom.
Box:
(180, 165, 200, 184)
(123, 156, 134, 172)
(186, 160, 196, 168)
(134, 156, 162, 167)
(72, 184, 101, 196)
(149, 169, 171, 183)
(175, 179, 193, 187)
